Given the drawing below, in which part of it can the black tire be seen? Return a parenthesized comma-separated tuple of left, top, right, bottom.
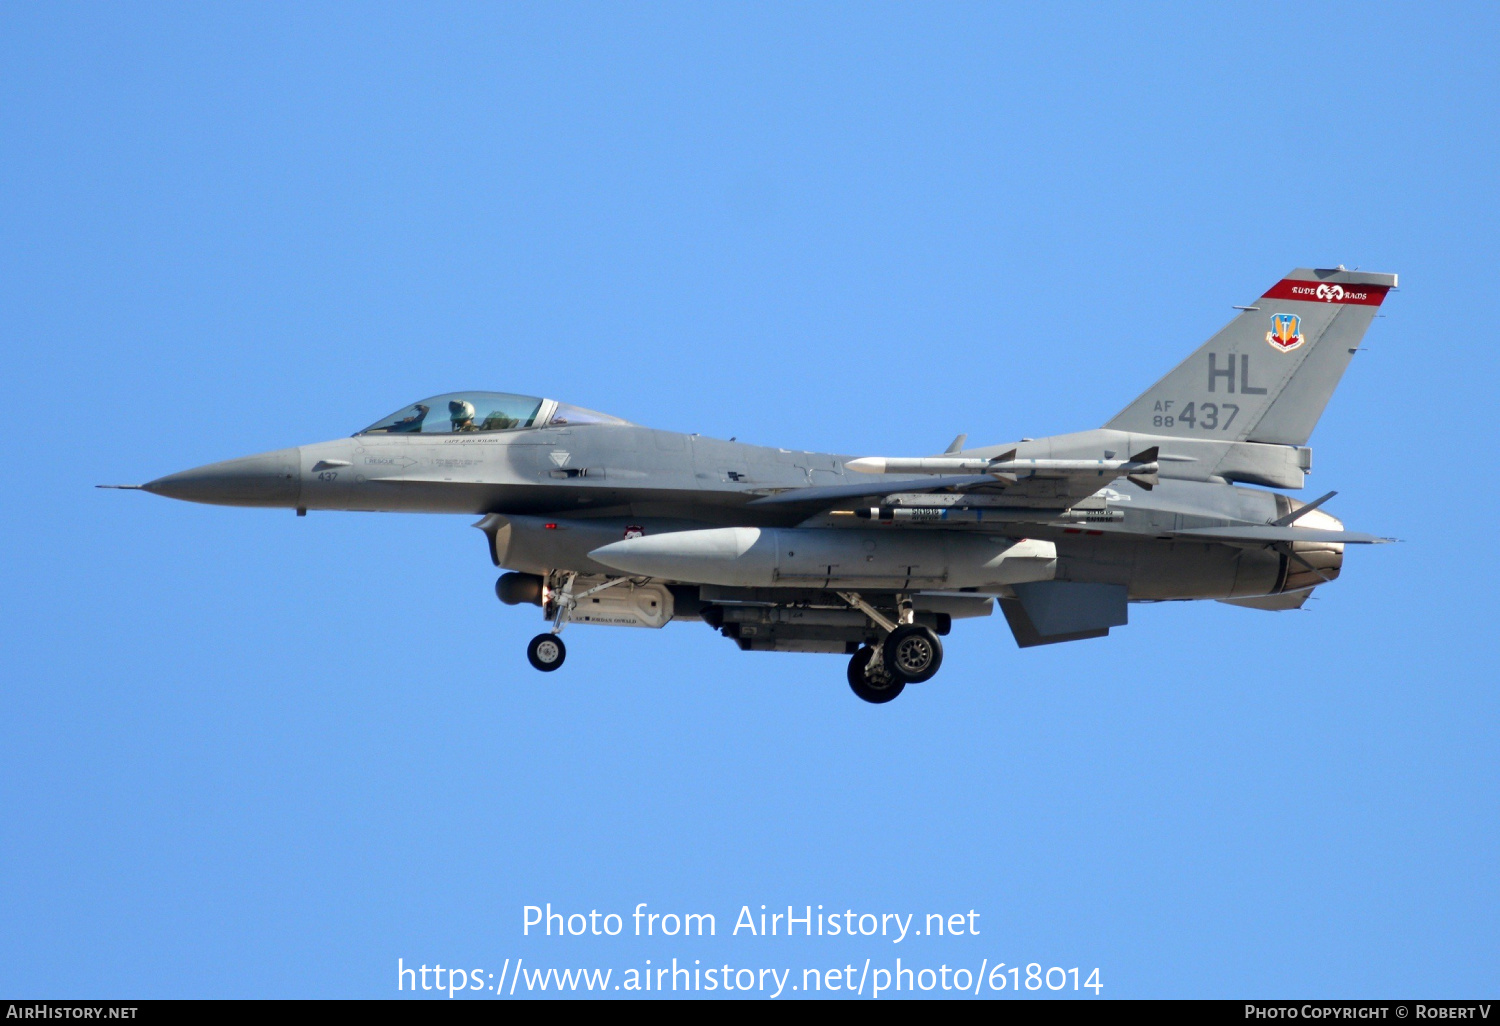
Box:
(847, 646, 905, 704)
(882, 625, 943, 683)
(527, 633, 567, 672)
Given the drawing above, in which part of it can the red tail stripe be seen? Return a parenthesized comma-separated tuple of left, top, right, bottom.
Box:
(1261, 279, 1390, 306)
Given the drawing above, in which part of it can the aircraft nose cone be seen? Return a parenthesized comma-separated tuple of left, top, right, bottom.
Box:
(144, 447, 302, 507)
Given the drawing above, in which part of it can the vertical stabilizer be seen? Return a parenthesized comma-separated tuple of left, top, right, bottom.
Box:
(1105, 268, 1396, 446)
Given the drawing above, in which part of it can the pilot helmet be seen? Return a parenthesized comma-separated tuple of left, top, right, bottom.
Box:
(448, 399, 476, 422)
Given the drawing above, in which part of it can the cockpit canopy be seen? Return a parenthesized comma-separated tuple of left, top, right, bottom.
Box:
(358, 392, 630, 436)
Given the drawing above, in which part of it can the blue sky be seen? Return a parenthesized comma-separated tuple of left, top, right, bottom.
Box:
(2, 2, 1496, 998)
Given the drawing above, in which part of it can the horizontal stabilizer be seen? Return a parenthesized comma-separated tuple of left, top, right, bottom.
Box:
(1219, 588, 1316, 611)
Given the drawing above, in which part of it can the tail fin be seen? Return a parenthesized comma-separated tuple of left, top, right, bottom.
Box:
(1105, 267, 1397, 446)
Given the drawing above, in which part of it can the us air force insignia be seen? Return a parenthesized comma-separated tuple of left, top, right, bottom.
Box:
(1266, 313, 1305, 353)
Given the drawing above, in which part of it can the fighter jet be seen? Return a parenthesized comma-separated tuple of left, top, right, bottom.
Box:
(105, 267, 1396, 702)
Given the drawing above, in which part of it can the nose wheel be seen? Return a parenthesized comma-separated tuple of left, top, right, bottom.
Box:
(527, 633, 567, 672)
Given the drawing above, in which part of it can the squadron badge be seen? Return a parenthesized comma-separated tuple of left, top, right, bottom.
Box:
(1266, 313, 1305, 352)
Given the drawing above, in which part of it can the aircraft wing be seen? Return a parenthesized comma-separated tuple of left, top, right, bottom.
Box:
(1010, 520, 1391, 545)
(753, 488, 1390, 544)
(1171, 525, 1392, 544)
(747, 470, 1138, 510)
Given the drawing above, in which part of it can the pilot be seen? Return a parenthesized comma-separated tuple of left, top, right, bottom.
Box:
(449, 399, 478, 432)
(387, 403, 429, 433)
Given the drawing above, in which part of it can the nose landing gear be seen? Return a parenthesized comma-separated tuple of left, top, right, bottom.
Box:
(520, 571, 635, 672)
(522, 570, 579, 673)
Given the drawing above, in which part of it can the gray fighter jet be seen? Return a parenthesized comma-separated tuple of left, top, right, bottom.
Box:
(106, 267, 1396, 702)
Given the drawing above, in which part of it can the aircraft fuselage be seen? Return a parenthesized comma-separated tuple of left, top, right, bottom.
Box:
(143, 422, 1315, 604)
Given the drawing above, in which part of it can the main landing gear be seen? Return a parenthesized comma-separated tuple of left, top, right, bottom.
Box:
(845, 624, 944, 704)
(836, 591, 944, 703)
(846, 624, 936, 705)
